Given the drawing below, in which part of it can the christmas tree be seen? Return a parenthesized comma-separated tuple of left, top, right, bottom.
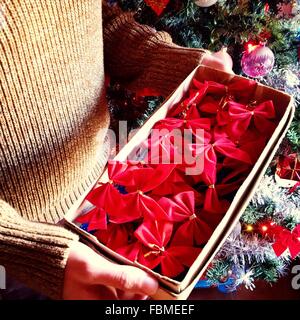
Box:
(106, 0, 300, 292)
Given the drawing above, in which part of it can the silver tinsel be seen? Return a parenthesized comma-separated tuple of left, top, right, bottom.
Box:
(251, 175, 300, 223)
(216, 232, 290, 266)
(261, 63, 300, 106)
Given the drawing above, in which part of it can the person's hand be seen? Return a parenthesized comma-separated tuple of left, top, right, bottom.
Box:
(63, 241, 158, 300)
(201, 48, 234, 74)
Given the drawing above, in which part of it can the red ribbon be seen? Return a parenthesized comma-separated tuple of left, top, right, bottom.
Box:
(95, 223, 134, 251)
(144, 0, 170, 16)
(203, 171, 243, 214)
(133, 220, 202, 277)
(192, 129, 252, 184)
(76, 207, 107, 231)
(198, 96, 230, 126)
(158, 191, 212, 246)
(168, 84, 208, 118)
(272, 224, 300, 259)
(227, 100, 276, 138)
(153, 116, 211, 135)
(193, 78, 257, 103)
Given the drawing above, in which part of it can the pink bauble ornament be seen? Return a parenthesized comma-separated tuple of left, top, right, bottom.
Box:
(194, 0, 218, 7)
(241, 43, 275, 78)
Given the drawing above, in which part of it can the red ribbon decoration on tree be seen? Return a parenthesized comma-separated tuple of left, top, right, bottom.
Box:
(272, 224, 300, 259)
(144, 0, 170, 16)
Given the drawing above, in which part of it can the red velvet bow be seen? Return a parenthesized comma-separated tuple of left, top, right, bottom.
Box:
(76, 207, 107, 231)
(140, 134, 180, 165)
(232, 129, 267, 163)
(142, 130, 199, 175)
(198, 96, 229, 126)
(192, 129, 252, 184)
(171, 216, 212, 247)
(150, 168, 204, 205)
(272, 224, 300, 259)
(110, 163, 176, 221)
(112, 163, 175, 192)
(193, 78, 257, 103)
(94, 223, 134, 251)
(85, 161, 137, 219)
(153, 117, 211, 136)
(158, 191, 212, 246)
(116, 241, 144, 263)
(80, 162, 144, 225)
(168, 84, 208, 118)
(158, 191, 197, 222)
(134, 220, 202, 277)
(202, 167, 245, 214)
(198, 209, 225, 231)
(227, 100, 276, 138)
(86, 161, 174, 222)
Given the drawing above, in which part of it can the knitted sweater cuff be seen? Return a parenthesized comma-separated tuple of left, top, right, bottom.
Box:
(0, 200, 79, 300)
(103, 2, 207, 96)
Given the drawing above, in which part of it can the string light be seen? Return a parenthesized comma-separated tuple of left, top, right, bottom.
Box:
(245, 224, 254, 232)
(261, 225, 268, 232)
(245, 42, 258, 53)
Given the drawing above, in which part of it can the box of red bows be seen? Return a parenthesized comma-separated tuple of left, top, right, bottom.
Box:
(64, 65, 294, 299)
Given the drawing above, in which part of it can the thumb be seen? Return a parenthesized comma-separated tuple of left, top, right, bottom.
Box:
(95, 263, 159, 296)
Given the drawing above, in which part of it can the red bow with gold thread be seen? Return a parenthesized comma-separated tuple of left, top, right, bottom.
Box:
(191, 129, 252, 184)
(227, 100, 276, 138)
(168, 83, 208, 118)
(85, 161, 129, 213)
(158, 191, 212, 246)
(153, 116, 211, 135)
(134, 220, 202, 277)
(113, 163, 176, 221)
(193, 78, 257, 103)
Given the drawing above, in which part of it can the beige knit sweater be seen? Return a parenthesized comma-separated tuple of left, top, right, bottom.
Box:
(0, 0, 205, 299)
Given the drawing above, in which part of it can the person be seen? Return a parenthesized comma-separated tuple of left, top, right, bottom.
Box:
(0, 0, 232, 300)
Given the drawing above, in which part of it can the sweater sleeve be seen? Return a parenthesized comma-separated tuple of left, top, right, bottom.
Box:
(102, 2, 207, 96)
(0, 200, 79, 299)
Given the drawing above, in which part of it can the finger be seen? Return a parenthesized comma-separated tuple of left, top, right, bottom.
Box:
(94, 263, 159, 296)
(65, 284, 118, 300)
(116, 289, 148, 300)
